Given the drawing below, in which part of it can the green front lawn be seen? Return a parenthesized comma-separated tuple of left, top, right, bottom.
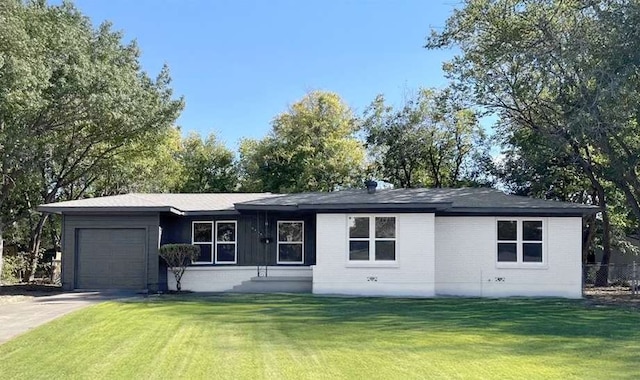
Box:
(1, 294, 639, 379)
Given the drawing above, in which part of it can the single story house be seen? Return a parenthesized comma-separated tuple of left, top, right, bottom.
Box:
(39, 187, 598, 298)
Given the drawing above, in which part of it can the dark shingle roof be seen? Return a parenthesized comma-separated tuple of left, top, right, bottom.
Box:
(234, 188, 598, 215)
(38, 188, 599, 216)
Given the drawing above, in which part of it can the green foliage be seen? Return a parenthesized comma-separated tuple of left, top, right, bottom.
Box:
(0, 254, 24, 284)
(239, 91, 365, 192)
(495, 124, 592, 202)
(86, 127, 185, 196)
(363, 88, 491, 188)
(427, 0, 640, 226)
(427, 0, 640, 270)
(1, 296, 640, 378)
(159, 244, 199, 291)
(174, 132, 238, 193)
(159, 244, 200, 266)
(0, 1, 183, 280)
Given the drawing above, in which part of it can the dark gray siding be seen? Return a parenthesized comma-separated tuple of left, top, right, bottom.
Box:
(159, 212, 316, 266)
(62, 213, 161, 291)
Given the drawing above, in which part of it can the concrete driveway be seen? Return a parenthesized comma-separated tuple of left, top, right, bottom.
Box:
(0, 291, 137, 344)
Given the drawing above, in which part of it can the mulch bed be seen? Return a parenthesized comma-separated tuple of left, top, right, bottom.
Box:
(0, 284, 63, 296)
(0, 284, 63, 305)
(583, 286, 640, 310)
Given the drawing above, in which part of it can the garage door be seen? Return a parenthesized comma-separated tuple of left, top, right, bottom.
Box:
(76, 228, 147, 290)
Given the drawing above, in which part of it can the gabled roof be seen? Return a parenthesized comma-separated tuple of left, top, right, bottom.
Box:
(38, 188, 599, 216)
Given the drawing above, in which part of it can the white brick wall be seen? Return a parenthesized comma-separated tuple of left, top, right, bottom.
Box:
(435, 216, 582, 298)
(313, 213, 436, 297)
(167, 266, 312, 292)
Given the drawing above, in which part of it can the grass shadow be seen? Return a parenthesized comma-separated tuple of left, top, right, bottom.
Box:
(125, 293, 640, 342)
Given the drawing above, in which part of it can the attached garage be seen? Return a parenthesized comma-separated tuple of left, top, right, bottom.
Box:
(76, 228, 147, 290)
(53, 213, 162, 292)
(38, 193, 276, 293)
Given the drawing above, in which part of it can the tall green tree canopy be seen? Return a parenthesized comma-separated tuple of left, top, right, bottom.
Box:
(0, 0, 183, 281)
(427, 0, 640, 272)
(86, 126, 185, 196)
(239, 91, 365, 193)
(362, 88, 490, 188)
(427, 0, 640, 224)
(175, 132, 238, 193)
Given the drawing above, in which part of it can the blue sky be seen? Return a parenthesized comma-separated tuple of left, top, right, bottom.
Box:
(68, 0, 459, 149)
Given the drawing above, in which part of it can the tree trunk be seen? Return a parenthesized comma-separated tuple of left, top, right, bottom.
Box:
(22, 213, 49, 282)
(0, 222, 4, 285)
(569, 146, 611, 287)
(595, 186, 612, 287)
(582, 214, 596, 263)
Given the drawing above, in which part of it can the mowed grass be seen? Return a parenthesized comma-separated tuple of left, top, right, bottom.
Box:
(1, 295, 639, 379)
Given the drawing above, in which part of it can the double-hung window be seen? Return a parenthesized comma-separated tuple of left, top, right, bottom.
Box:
(277, 221, 304, 264)
(348, 215, 396, 262)
(497, 219, 544, 265)
(215, 221, 237, 264)
(191, 221, 237, 264)
(192, 221, 213, 263)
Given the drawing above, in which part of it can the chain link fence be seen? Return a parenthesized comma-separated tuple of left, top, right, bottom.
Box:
(584, 263, 639, 296)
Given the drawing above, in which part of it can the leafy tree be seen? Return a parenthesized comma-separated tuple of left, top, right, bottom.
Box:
(362, 88, 490, 188)
(0, 1, 183, 281)
(174, 132, 238, 193)
(86, 127, 185, 196)
(495, 123, 601, 260)
(239, 91, 365, 192)
(159, 244, 200, 292)
(427, 0, 640, 281)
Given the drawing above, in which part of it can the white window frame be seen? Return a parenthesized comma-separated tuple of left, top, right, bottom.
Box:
(276, 221, 305, 264)
(347, 215, 398, 264)
(191, 221, 214, 264)
(496, 218, 546, 268)
(215, 220, 238, 264)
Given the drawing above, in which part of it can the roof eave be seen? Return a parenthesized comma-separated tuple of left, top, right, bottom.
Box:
(438, 206, 600, 216)
(37, 206, 184, 215)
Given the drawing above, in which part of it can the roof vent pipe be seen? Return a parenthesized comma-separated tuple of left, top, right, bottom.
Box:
(364, 180, 378, 194)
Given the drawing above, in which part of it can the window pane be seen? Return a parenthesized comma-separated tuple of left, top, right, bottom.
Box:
(217, 222, 236, 242)
(523, 221, 543, 241)
(216, 243, 235, 262)
(349, 241, 369, 260)
(497, 243, 517, 262)
(349, 217, 369, 238)
(523, 243, 543, 262)
(375, 241, 396, 260)
(278, 222, 303, 242)
(497, 221, 517, 241)
(375, 217, 396, 238)
(193, 223, 212, 243)
(279, 244, 303, 262)
(195, 244, 212, 262)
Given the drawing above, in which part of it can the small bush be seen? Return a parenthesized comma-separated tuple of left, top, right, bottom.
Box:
(1, 255, 26, 284)
(159, 244, 200, 291)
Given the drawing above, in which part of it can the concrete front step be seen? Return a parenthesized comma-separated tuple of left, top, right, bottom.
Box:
(230, 276, 312, 293)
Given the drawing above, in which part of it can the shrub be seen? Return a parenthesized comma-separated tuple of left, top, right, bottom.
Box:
(1, 255, 26, 284)
(159, 244, 200, 292)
